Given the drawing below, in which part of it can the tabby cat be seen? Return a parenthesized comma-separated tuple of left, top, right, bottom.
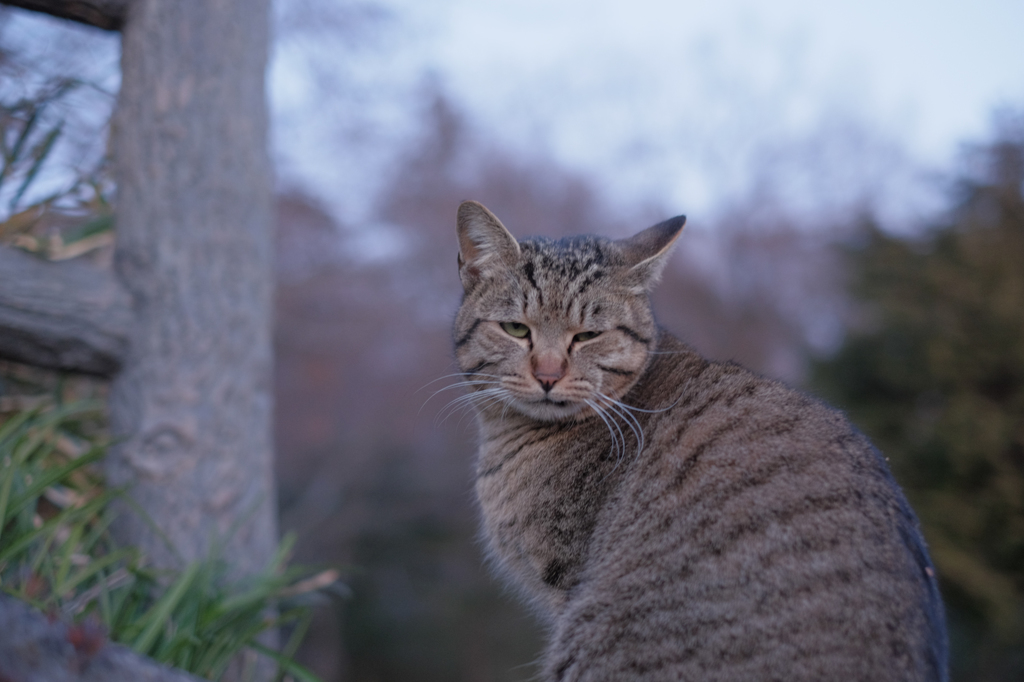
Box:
(451, 200, 948, 681)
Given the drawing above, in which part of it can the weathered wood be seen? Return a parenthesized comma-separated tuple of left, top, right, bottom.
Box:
(0, 245, 131, 376)
(0, 0, 127, 31)
(108, 0, 277, 577)
(0, 594, 203, 682)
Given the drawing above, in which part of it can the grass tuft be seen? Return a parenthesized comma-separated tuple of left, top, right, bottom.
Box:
(0, 400, 333, 681)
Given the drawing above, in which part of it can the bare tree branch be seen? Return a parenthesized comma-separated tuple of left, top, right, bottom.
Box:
(0, 245, 132, 377)
(0, 0, 127, 31)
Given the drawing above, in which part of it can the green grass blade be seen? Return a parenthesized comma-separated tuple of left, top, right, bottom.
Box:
(248, 642, 323, 682)
(0, 107, 40, 187)
(132, 562, 201, 654)
(0, 407, 38, 447)
(52, 521, 85, 595)
(6, 445, 104, 519)
(0, 495, 107, 564)
(60, 548, 133, 599)
(10, 124, 62, 210)
(0, 458, 17, 545)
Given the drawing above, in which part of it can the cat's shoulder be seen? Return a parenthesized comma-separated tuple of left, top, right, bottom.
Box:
(638, 330, 823, 416)
(638, 329, 882, 470)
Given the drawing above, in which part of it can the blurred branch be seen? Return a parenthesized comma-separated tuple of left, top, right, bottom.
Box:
(0, 0, 127, 31)
(0, 244, 131, 376)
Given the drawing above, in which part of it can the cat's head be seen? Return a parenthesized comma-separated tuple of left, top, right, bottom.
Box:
(453, 200, 685, 422)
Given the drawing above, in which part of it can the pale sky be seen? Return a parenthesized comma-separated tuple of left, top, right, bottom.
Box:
(271, 0, 1024, 225)
(4, 1, 1022, 228)
(408, 0, 1024, 154)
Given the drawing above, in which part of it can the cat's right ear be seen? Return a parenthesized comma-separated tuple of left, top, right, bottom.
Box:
(456, 201, 521, 292)
(619, 215, 686, 293)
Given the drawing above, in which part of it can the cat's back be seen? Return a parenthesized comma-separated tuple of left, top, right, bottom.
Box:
(549, 332, 947, 682)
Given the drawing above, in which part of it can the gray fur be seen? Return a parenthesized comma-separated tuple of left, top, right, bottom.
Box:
(452, 200, 948, 681)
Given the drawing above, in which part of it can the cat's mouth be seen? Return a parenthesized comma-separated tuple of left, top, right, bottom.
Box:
(510, 394, 586, 421)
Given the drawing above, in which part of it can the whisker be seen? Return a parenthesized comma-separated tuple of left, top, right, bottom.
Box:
(585, 399, 622, 462)
(434, 393, 479, 423)
(500, 396, 516, 421)
(455, 392, 507, 429)
(428, 381, 499, 398)
(604, 400, 627, 459)
(417, 372, 505, 393)
(597, 391, 681, 415)
(601, 398, 645, 460)
(599, 399, 632, 445)
(435, 387, 505, 426)
(419, 380, 501, 415)
(437, 397, 492, 428)
(588, 392, 650, 475)
(587, 399, 628, 481)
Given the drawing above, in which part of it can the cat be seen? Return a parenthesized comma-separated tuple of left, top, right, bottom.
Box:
(451, 200, 948, 681)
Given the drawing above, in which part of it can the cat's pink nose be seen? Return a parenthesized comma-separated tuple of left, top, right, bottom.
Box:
(532, 355, 567, 392)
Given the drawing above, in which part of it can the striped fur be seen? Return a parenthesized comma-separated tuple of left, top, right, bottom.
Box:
(452, 201, 948, 681)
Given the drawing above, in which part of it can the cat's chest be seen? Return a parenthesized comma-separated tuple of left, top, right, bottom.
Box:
(474, 417, 626, 608)
(475, 418, 618, 510)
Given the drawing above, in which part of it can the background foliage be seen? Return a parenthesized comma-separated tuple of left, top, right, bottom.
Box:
(813, 113, 1024, 681)
(0, 394, 333, 682)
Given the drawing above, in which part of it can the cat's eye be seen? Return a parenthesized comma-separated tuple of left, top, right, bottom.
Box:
(500, 321, 531, 338)
(573, 331, 602, 343)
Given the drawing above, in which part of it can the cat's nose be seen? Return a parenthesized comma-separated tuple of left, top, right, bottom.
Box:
(532, 354, 567, 392)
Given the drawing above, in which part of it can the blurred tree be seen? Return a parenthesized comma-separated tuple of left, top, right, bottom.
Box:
(812, 112, 1024, 681)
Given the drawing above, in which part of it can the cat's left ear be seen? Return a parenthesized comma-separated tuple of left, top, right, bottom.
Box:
(456, 200, 521, 292)
(619, 215, 686, 292)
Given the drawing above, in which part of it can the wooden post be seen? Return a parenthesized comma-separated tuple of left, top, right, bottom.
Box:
(0, 0, 277, 572)
(0, 1, 279, 676)
(106, 0, 277, 574)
